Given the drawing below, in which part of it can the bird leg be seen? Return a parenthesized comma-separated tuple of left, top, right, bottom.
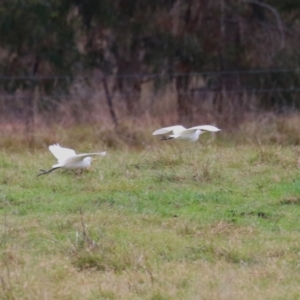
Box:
(37, 167, 60, 177)
(160, 135, 174, 141)
(75, 169, 84, 176)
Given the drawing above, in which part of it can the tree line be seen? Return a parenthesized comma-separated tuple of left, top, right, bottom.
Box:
(0, 0, 300, 121)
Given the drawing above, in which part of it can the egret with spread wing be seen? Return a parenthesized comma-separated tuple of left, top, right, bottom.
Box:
(38, 144, 106, 176)
(153, 125, 221, 142)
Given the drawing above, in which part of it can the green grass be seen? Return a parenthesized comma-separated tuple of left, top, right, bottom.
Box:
(1, 142, 300, 299)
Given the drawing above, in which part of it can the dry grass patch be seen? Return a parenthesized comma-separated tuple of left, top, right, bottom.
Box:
(278, 196, 300, 206)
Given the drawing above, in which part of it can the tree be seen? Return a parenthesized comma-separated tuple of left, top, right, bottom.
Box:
(73, 0, 177, 114)
(0, 0, 79, 94)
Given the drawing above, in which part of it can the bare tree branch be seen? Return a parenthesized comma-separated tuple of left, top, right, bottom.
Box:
(243, 0, 285, 49)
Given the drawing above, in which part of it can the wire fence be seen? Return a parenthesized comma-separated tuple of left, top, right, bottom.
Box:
(0, 68, 300, 128)
(0, 68, 300, 80)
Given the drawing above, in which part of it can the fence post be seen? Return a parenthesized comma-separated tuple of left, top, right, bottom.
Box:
(102, 77, 118, 127)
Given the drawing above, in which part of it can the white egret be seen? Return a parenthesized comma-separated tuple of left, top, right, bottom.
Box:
(37, 144, 106, 176)
(152, 125, 221, 142)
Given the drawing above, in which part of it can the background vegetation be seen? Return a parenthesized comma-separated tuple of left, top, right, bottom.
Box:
(1, 0, 300, 140)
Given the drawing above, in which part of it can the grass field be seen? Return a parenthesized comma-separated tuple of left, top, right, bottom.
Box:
(1, 135, 300, 299)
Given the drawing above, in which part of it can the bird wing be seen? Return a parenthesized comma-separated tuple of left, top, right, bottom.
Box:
(49, 144, 77, 162)
(64, 152, 107, 164)
(152, 125, 186, 135)
(187, 125, 221, 132)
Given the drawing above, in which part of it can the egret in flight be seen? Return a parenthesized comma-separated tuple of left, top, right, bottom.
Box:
(37, 144, 106, 176)
(152, 125, 221, 142)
